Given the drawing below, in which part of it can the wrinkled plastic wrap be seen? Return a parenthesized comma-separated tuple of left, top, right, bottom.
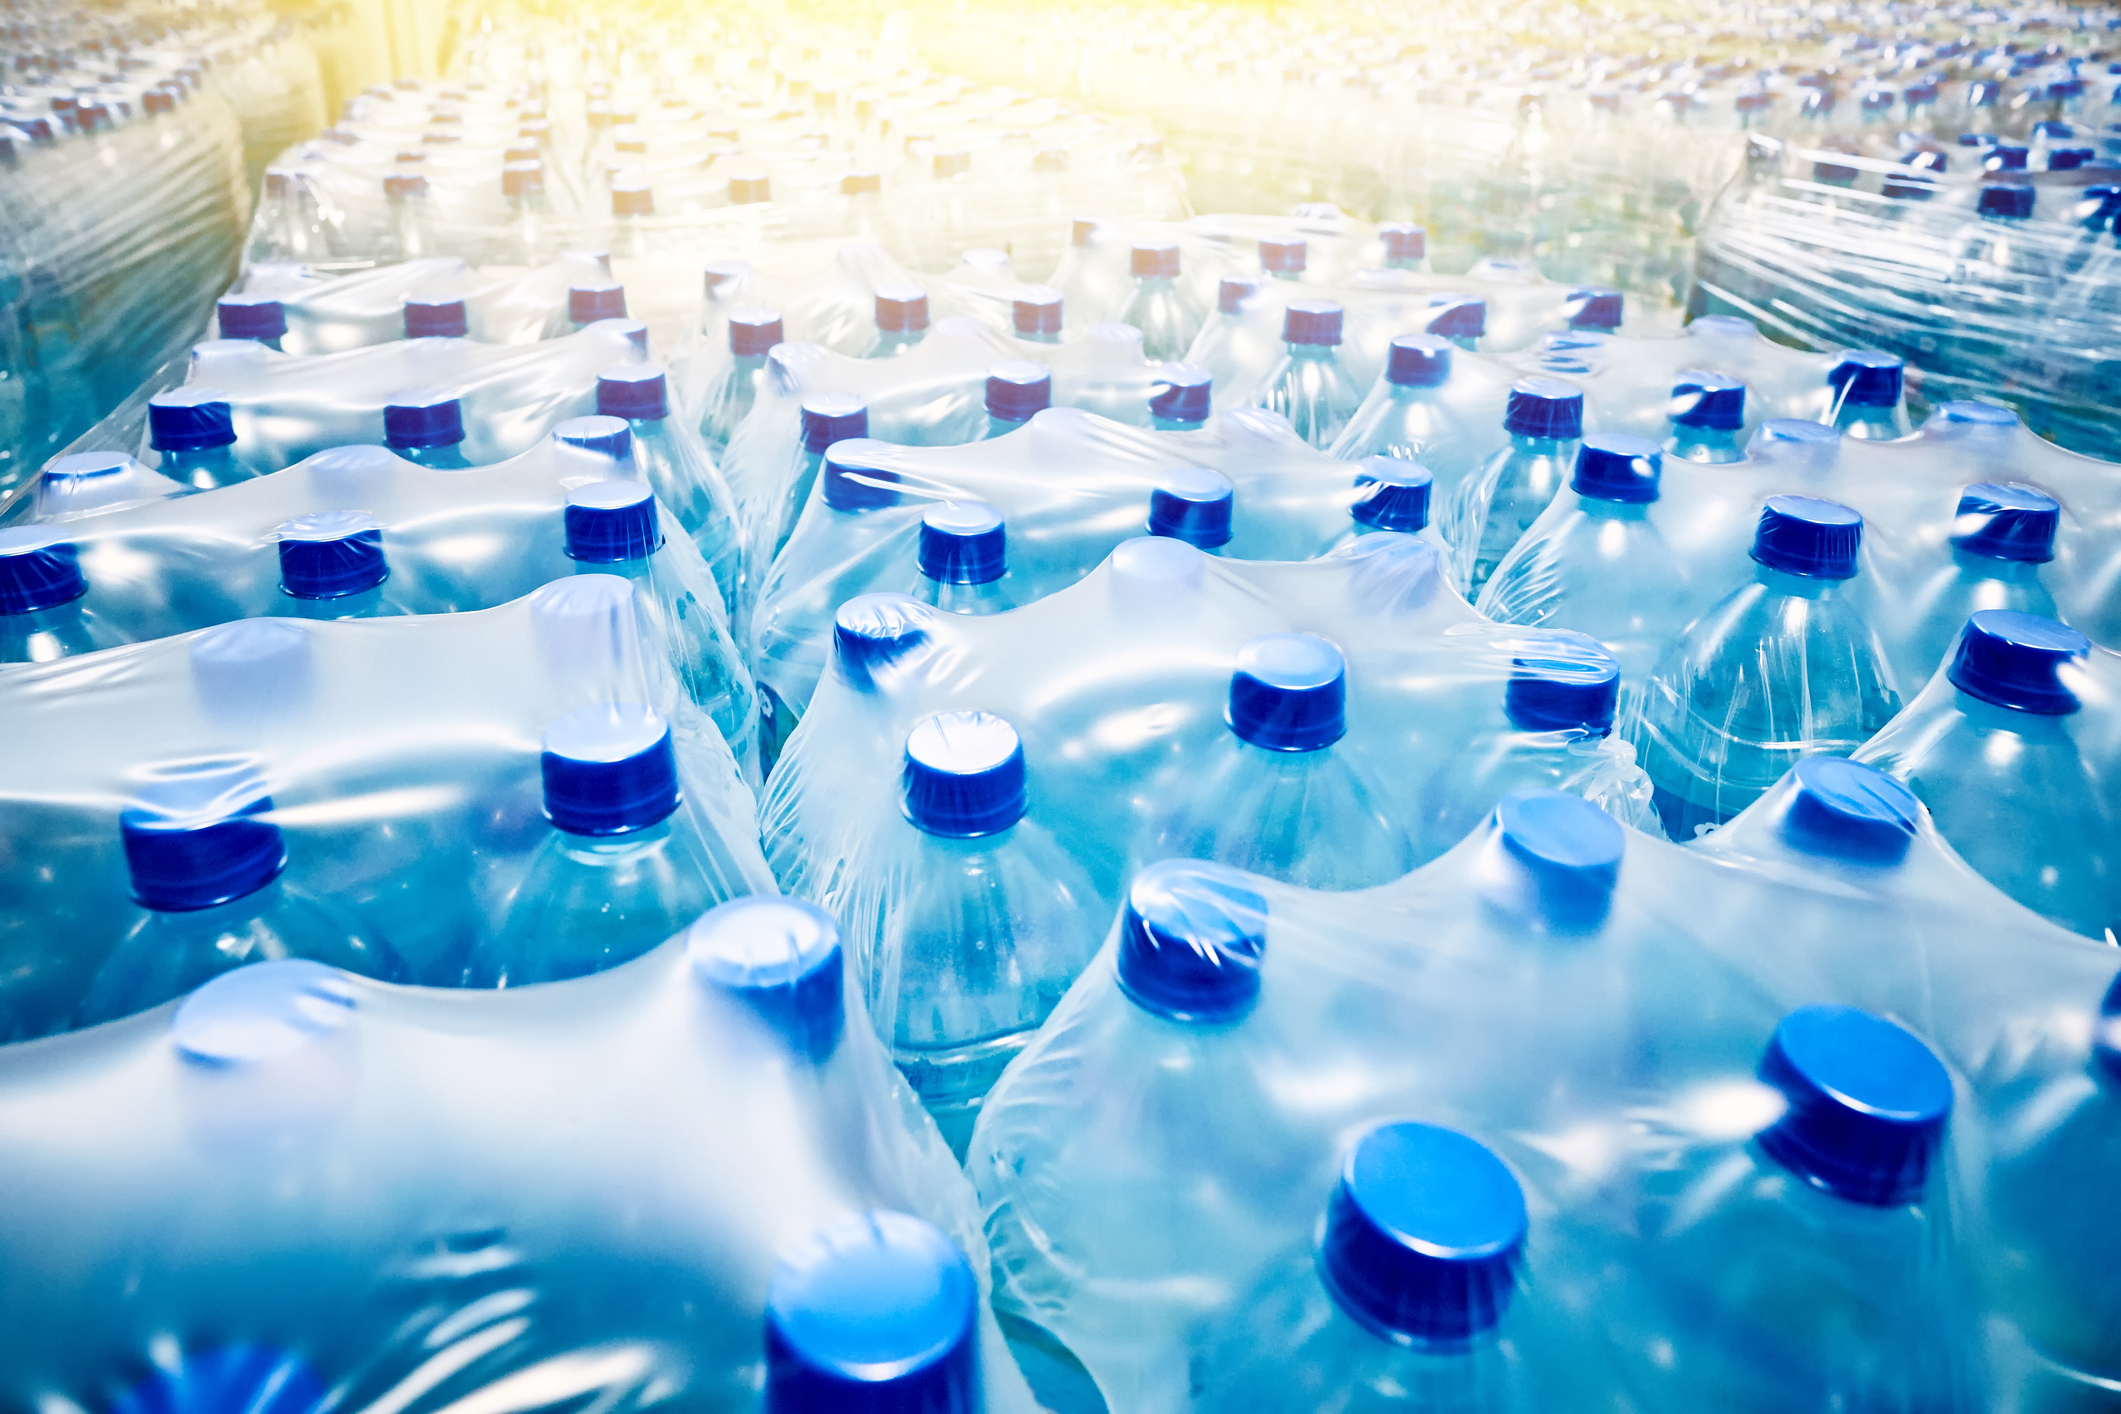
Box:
(227, 253, 615, 353)
(764, 533, 1660, 935)
(0, 943, 1037, 1414)
(1695, 137, 2121, 460)
(969, 767, 2116, 1413)
(0, 584, 770, 1033)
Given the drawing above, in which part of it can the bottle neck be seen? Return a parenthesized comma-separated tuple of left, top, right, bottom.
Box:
(556, 815, 676, 860)
(1753, 562, 1845, 600)
(1948, 545, 2046, 583)
(1507, 433, 1574, 458)
(1151, 415, 1206, 432)
(1284, 341, 1340, 362)
(1667, 423, 1743, 461)
(1580, 497, 1654, 522)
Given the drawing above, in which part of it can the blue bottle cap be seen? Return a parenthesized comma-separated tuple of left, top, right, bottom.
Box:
(1150, 364, 1212, 422)
(1319, 1122, 1527, 1345)
(383, 388, 466, 450)
(1988, 144, 2030, 171)
(731, 306, 785, 356)
(1948, 610, 2089, 715)
(403, 296, 468, 338)
(688, 896, 845, 1062)
(597, 362, 669, 421)
(171, 960, 356, 1066)
(121, 764, 288, 912)
(1132, 241, 1181, 278)
(540, 702, 680, 834)
(1217, 275, 1258, 314)
(800, 393, 871, 455)
(875, 285, 929, 333)
(1428, 297, 1487, 340)
(1930, 401, 2019, 431)
(1903, 150, 1949, 174)
(833, 593, 933, 683)
(1504, 632, 1621, 734)
(1783, 756, 1921, 865)
(917, 501, 1006, 585)
(1282, 300, 1344, 346)
(1566, 288, 1624, 332)
(0, 527, 88, 613)
(901, 710, 1027, 837)
(1570, 432, 1661, 504)
(276, 511, 389, 599)
(1502, 377, 1584, 440)
(107, 1345, 326, 1414)
(217, 294, 286, 341)
(1670, 371, 1746, 429)
(822, 440, 902, 511)
(1013, 285, 1063, 336)
(765, 1212, 979, 1414)
(1978, 182, 2036, 218)
(2048, 147, 2093, 170)
(1757, 1004, 1953, 1207)
(1147, 465, 1234, 549)
(986, 359, 1052, 422)
(41, 451, 137, 488)
(1386, 334, 1451, 388)
(1116, 859, 1268, 1024)
(554, 414, 634, 463)
(1812, 157, 1859, 185)
(1951, 483, 2060, 562)
(564, 478, 662, 562)
(2096, 975, 2121, 1086)
(1882, 176, 1936, 201)
(1229, 633, 1346, 752)
(1492, 788, 1624, 931)
(1958, 131, 1999, 148)
(1828, 350, 1904, 408)
(1751, 495, 1862, 579)
(570, 279, 627, 323)
(148, 387, 237, 452)
(1379, 222, 1426, 261)
(1260, 236, 1307, 274)
(1352, 457, 1433, 533)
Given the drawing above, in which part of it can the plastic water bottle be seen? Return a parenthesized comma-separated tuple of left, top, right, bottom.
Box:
(1118, 240, 1202, 361)
(596, 364, 742, 611)
(0, 527, 128, 662)
(1858, 611, 2115, 943)
(1150, 364, 1212, 431)
(1638, 496, 1900, 839)
(1259, 235, 1307, 281)
(913, 501, 1018, 615)
(569, 278, 628, 332)
(1330, 335, 1460, 462)
(765, 1211, 982, 1414)
(1901, 485, 2062, 681)
(1413, 635, 1634, 859)
(685, 895, 849, 1063)
(1014, 286, 1065, 345)
(771, 394, 871, 561)
(985, 360, 1053, 438)
(273, 512, 414, 620)
(752, 445, 907, 773)
(216, 294, 286, 350)
(465, 704, 724, 987)
(1461, 378, 1585, 595)
(1825, 351, 1912, 440)
(1255, 301, 1361, 449)
(1189, 1122, 1538, 1414)
(1477, 434, 1688, 692)
(878, 709, 1105, 1152)
(1664, 372, 1746, 463)
(866, 285, 930, 358)
(1600, 1004, 1977, 1414)
(147, 388, 249, 489)
(563, 478, 750, 756)
(1146, 466, 1234, 552)
(1135, 633, 1414, 889)
(404, 295, 469, 340)
(698, 307, 785, 453)
(383, 389, 474, 469)
(73, 761, 409, 1032)
(1185, 276, 1264, 398)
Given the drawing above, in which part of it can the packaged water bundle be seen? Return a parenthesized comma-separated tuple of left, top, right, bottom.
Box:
(223, 251, 617, 354)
